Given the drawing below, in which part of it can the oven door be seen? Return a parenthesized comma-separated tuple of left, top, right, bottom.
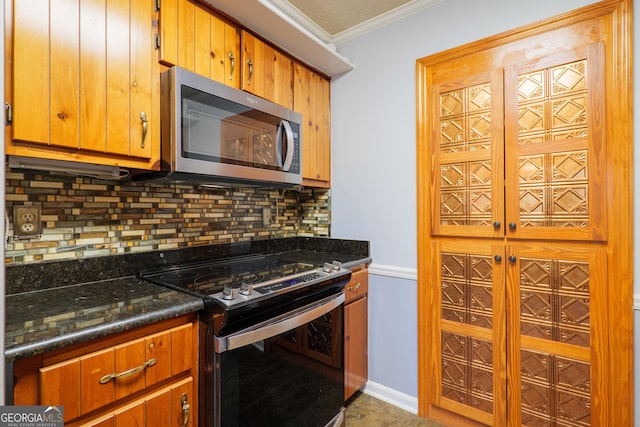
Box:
(213, 293, 345, 427)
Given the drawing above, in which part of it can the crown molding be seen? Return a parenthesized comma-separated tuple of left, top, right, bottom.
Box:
(268, 0, 444, 45)
(331, 0, 444, 45)
(207, 0, 443, 76)
(206, 0, 354, 76)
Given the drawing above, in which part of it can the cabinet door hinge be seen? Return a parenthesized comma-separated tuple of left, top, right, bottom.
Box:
(155, 0, 160, 12)
(5, 102, 12, 125)
(154, 33, 161, 50)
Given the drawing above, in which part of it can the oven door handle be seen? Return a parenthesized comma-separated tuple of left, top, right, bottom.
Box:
(215, 293, 344, 353)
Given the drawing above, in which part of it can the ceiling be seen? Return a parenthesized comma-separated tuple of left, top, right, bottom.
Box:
(269, 0, 442, 44)
(208, 0, 443, 76)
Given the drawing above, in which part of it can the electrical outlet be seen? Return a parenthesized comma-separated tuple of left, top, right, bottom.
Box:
(14, 204, 42, 239)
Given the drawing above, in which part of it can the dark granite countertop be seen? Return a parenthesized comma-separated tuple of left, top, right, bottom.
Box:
(5, 277, 204, 361)
(5, 237, 370, 362)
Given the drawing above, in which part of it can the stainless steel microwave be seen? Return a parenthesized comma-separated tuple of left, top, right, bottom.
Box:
(143, 66, 302, 187)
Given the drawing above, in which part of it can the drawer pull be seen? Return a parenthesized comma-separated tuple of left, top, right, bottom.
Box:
(346, 282, 361, 292)
(99, 358, 157, 384)
(181, 393, 191, 427)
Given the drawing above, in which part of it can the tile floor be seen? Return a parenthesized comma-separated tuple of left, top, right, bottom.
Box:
(344, 392, 445, 426)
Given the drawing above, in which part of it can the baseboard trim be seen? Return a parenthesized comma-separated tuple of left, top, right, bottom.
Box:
(362, 380, 419, 415)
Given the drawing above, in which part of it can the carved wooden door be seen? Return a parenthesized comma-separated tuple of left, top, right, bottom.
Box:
(418, 3, 632, 426)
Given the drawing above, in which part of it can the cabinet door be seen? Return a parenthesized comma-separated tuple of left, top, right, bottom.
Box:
(210, 13, 240, 87)
(294, 63, 331, 187)
(12, 0, 49, 144)
(344, 295, 367, 400)
(241, 31, 293, 107)
(170, 378, 194, 427)
(430, 240, 506, 426)
(241, 31, 263, 96)
(159, 0, 240, 88)
(427, 67, 505, 238)
(504, 44, 607, 242)
(264, 45, 293, 109)
(127, 0, 155, 159)
(506, 243, 607, 426)
(11, 0, 156, 164)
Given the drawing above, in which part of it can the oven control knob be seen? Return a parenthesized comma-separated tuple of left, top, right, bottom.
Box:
(323, 262, 334, 273)
(239, 282, 253, 296)
(221, 286, 237, 300)
(332, 261, 342, 271)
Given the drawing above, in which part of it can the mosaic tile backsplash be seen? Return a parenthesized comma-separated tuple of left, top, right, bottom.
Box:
(5, 169, 330, 264)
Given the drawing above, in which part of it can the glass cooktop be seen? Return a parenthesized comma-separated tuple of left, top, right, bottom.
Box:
(139, 254, 317, 297)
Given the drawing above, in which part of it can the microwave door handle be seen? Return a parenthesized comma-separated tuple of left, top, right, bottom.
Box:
(275, 121, 284, 167)
(280, 120, 295, 171)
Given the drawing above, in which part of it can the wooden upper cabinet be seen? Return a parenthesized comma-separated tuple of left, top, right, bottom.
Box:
(294, 62, 331, 187)
(8, 0, 159, 169)
(428, 69, 505, 238)
(241, 30, 293, 108)
(504, 44, 607, 242)
(158, 0, 240, 88)
(427, 39, 607, 242)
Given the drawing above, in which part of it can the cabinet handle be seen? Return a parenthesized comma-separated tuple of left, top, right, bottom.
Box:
(493, 221, 501, 229)
(494, 255, 502, 262)
(5, 102, 12, 125)
(140, 111, 148, 149)
(181, 393, 191, 427)
(508, 255, 517, 263)
(247, 58, 253, 86)
(508, 222, 517, 230)
(99, 358, 157, 384)
(229, 51, 236, 81)
(346, 282, 361, 292)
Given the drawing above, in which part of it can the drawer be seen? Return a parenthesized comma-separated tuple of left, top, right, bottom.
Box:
(39, 323, 193, 422)
(344, 268, 368, 304)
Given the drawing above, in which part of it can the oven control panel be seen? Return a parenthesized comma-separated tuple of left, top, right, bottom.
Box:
(213, 261, 344, 307)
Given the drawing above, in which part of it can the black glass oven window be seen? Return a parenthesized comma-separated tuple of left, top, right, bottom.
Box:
(218, 306, 344, 426)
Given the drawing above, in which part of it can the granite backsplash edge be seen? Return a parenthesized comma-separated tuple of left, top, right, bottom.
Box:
(6, 237, 370, 295)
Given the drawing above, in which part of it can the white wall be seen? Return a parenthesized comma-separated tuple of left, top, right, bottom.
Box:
(329, 0, 620, 415)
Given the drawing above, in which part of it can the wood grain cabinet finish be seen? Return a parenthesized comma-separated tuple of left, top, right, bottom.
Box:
(417, 2, 632, 426)
(344, 268, 368, 400)
(158, 0, 240, 88)
(14, 316, 197, 427)
(294, 63, 331, 187)
(6, 0, 160, 170)
(241, 30, 294, 109)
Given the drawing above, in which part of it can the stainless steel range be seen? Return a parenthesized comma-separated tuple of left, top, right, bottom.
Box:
(140, 254, 352, 427)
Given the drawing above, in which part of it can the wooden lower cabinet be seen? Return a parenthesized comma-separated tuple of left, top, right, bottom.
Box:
(13, 314, 198, 427)
(344, 267, 369, 400)
(88, 377, 193, 427)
